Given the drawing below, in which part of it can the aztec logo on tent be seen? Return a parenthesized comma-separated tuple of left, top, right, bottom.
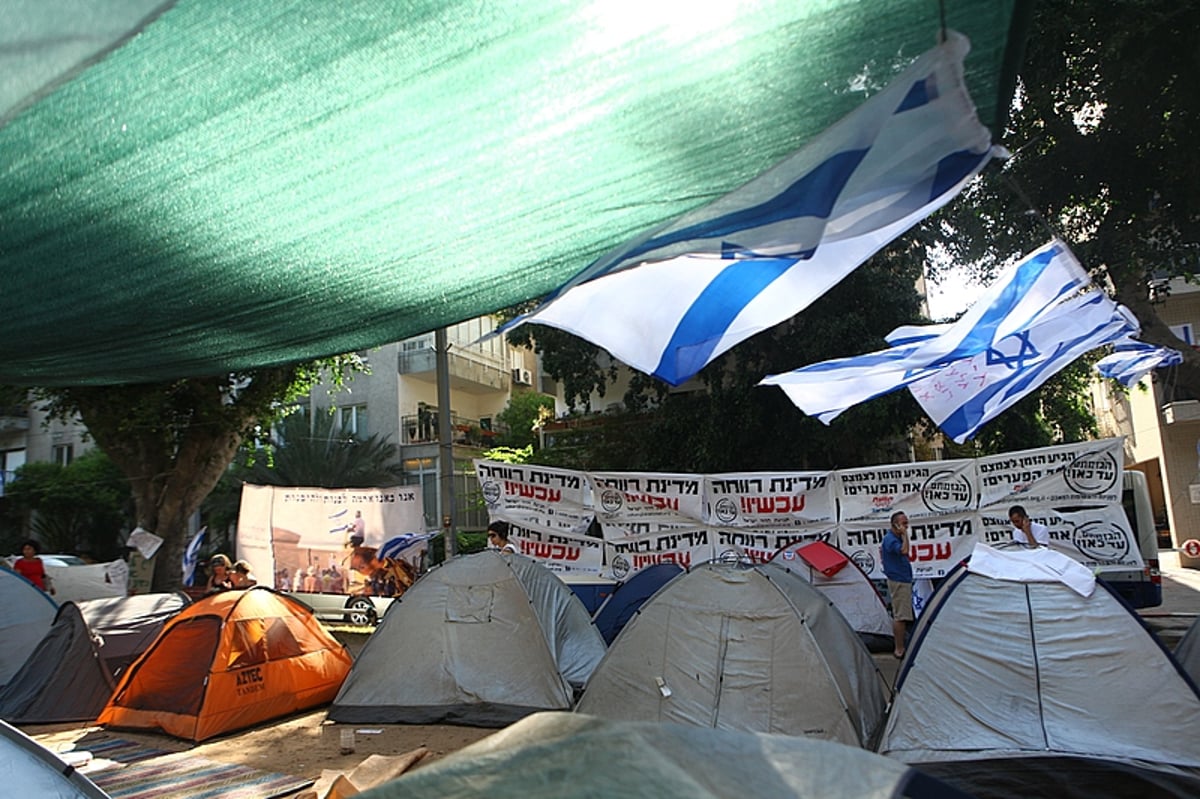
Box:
(505, 31, 997, 386)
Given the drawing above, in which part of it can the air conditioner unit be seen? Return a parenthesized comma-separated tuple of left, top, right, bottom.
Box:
(512, 367, 533, 385)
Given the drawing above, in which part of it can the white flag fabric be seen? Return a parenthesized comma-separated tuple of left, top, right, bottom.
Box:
(182, 526, 207, 586)
(1093, 338, 1183, 386)
(504, 31, 998, 386)
(760, 240, 1093, 423)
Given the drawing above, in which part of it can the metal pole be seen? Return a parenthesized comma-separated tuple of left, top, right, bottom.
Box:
(435, 327, 457, 558)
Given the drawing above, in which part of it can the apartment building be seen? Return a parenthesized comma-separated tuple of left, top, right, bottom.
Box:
(309, 316, 562, 533)
(1091, 277, 1200, 556)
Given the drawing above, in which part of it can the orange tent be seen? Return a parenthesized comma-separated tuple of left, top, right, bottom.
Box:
(97, 587, 352, 741)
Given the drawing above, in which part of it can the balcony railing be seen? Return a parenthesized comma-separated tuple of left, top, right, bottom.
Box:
(0, 406, 30, 433)
(400, 412, 508, 446)
(398, 346, 509, 391)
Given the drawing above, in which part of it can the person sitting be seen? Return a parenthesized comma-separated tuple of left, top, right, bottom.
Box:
(1008, 505, 1050, 547)
(231, 560, 258, 589)
(206, 554, 234, 593)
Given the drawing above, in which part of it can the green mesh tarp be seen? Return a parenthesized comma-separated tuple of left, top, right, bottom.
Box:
(0, 0, 1029, 385)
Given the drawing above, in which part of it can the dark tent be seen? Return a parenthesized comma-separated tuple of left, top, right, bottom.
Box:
(0, 593, 188, 724)
(591, 563, 683, 645)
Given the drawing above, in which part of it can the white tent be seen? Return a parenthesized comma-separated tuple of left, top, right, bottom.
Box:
(576, 561, 889, 747)
(329, 551, 606, 727)
(0, 567, 58, 687)
(878, 544, 1200, 772)
(772, 540, 893, 647)
(0, 718, 110, 799)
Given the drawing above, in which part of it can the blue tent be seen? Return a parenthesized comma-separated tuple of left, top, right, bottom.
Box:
(591, 563, 684, 645)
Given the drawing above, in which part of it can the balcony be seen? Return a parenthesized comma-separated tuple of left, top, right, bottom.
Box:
(400, 412, 509, 447)
(0, 406, 30, 433)
(1163, 401, 1200, 425)
(397, 346, 509, 394)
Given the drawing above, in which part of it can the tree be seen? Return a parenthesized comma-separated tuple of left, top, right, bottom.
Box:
(237, 407, 404, 488)
(25, 358, 360, 590)
(931, 1, 1200, 394)
(495, 392, 555, 450)
(3, 449, 133, 559)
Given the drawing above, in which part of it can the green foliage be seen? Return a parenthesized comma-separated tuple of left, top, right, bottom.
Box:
(481, 445, 534, 463)
(236, 407, 404, 488)
(3, 449, 133, 559)
(428, 531, 487, 565)
(929, 0, 1200, 396)
(494, 392, 556, 449)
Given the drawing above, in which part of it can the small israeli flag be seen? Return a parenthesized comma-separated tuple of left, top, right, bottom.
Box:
(182, 526, 207, 586)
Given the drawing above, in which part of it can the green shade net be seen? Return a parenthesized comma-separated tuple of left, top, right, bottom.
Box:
(0, 0, 1028, 385)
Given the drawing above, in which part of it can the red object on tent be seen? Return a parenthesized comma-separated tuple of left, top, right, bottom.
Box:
(795, 540, 850, 578)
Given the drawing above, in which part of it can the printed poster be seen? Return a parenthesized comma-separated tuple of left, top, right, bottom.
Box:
(839, 513, 977, 581)
(977, 437, 1124, 508)
(237, 484, 423, 599)
(588, 471, 705, 539)
(475, 460, 593, 537)
(836, 459, 976, 523)
(705, 471, 835, 528)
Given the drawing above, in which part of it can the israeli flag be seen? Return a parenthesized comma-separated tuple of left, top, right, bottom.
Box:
(504, 31, 998, 386)
(379, 533, 431, 561)
(911, 290, 1137, 442)
(762, 240, 1140, 442)
(1094, 338, 1182, 386)
(181, 526, 207, 586)
(761, 240, 1093, 423)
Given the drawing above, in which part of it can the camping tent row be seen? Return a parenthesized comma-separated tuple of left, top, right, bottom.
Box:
(876, 544, 1200, 796)
(590, 540, 893, 650)
(0, 592, 188, 724)
(331, 550, 890, 749)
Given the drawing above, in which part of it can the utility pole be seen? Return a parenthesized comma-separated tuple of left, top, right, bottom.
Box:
(435, 327, 456, 558)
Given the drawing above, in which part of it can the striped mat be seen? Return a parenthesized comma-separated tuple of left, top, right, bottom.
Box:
(83, 742, 312, 799)
(80, 737, 172, 765)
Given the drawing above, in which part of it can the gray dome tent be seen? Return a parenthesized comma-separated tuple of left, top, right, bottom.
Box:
(0, 718, 110, 799)
(0, 593, 188, 723)
(0, 567, 58, 687)
(575, 561, 889, 747)
(329, 551, 606, 727)
(354, 712, 969, 799)
(878, 544, 1200, 791)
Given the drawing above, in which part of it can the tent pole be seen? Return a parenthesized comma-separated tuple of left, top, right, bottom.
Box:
(436, 327, 457, 558)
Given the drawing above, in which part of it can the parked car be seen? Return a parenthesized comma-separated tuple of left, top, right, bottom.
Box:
(288, 591, 395, 626)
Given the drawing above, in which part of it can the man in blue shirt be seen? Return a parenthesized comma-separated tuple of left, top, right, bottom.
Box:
(881, 510, 914, 659)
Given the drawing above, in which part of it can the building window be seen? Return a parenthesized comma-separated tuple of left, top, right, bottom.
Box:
(53, 444, 74, 466)
(337, 405, 368, 437)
